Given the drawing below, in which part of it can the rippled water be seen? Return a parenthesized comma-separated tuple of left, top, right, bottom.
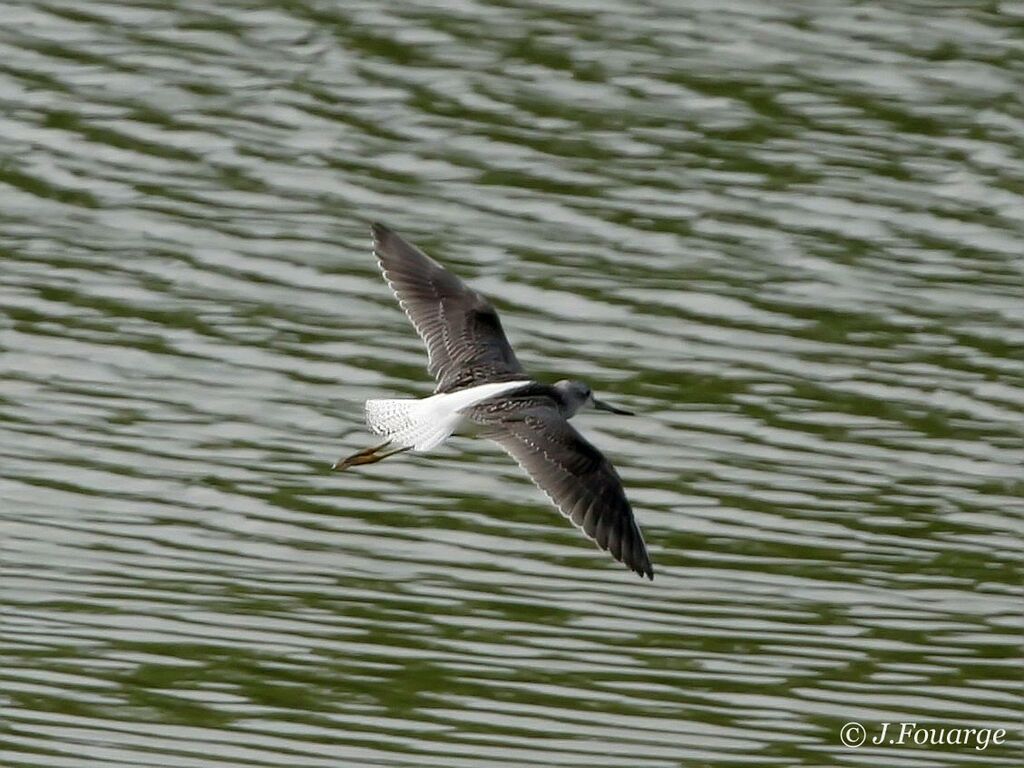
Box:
(2, 1, 1022, 766)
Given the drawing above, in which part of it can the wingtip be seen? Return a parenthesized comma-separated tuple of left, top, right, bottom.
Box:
(637, 561, 654, 581)
(627, 531, 654, 580)
(370, 221, 391, 242)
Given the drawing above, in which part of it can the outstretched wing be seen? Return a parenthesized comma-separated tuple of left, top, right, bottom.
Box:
(372, 222, 527, 393)
(485, 410, 653, 580)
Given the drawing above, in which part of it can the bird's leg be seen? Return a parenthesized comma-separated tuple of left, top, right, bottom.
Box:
(332, 441, 411, 472)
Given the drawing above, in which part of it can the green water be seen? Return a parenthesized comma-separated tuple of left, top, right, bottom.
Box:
(1, 1, 1021, 766)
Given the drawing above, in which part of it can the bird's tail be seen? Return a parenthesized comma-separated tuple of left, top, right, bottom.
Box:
(364, 397, 457, 452)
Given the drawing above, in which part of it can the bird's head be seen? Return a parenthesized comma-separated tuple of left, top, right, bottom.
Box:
(554, 379, 634, 418)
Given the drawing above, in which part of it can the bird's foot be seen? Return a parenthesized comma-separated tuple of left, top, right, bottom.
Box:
(332, 441, 410, 471)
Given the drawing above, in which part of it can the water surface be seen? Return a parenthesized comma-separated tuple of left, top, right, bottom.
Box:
(1, 1, 1022, 766)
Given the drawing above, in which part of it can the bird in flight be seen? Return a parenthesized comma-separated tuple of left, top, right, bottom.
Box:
(333, 223, 653, 580)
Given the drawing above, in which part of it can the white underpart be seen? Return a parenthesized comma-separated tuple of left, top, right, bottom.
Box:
(364, 380, 529, 452)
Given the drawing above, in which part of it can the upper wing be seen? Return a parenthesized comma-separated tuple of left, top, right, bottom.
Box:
(372, 223, 527, 393)
(484, 410, 653, 580)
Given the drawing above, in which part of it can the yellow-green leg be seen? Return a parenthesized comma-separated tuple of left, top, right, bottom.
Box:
(332, 441, 411, 471)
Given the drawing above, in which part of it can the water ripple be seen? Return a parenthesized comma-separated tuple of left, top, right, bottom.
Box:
(2, 1, 1022, 766)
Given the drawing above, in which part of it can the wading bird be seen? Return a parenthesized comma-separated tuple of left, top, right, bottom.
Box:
(334, 223, 652, 579)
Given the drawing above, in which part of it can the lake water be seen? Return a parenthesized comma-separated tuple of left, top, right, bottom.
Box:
(1, 1, 1021, 766)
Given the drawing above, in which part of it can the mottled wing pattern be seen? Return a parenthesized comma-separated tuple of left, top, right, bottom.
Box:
(471, 396, 653, 580)
(372, 223, 527, 393)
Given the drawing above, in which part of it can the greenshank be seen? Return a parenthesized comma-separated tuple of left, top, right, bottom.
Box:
(334, 223, 653, 580)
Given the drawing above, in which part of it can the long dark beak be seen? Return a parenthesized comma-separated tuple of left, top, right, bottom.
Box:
(593, 397, 634, 416)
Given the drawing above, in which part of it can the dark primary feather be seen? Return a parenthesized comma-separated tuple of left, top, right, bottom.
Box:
(371, 223, 527, 393)
(467, 388, 654, 580)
